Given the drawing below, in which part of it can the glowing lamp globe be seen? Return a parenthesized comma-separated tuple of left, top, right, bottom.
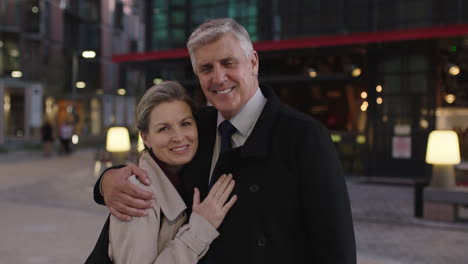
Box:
(106, 127, 131, 152)
(425, 130, 461, 188)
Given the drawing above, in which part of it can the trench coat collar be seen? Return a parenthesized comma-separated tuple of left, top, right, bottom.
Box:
(139, 151, 187, 221)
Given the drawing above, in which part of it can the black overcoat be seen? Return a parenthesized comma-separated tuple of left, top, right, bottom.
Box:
(88, 86, 356, 264)
(183, 86, 356, 264)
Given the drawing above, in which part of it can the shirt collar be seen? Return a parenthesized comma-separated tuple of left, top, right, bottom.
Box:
(217, 87, 267, 137)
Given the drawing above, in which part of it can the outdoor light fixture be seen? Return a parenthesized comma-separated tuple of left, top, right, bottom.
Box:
(376, 97, 383, 104)
(106, 127, 131, 165)
(153, 78, 163, 85)
(376, 85, 383, 93)
(106, 127, 131, 152)
(361, 91, 368, 99)
(426, 130, 461, 189)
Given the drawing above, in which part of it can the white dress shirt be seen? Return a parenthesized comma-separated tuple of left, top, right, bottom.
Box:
(208, 87, 267, 181)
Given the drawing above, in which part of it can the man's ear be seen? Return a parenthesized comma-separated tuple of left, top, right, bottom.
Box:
(250, 50, 259, 76)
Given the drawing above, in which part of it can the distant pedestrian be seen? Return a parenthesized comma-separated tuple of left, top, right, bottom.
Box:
(41, 119, 54, 157)
(59, 117, 74, 154)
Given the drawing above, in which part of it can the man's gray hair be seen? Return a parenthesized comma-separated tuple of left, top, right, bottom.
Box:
(187, 18, 254, 72)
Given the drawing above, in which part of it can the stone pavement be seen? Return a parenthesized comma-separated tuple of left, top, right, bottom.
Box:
(1, 149, 468, 263)
(0, 149, 108, 264)
(349, 177, 468, 264)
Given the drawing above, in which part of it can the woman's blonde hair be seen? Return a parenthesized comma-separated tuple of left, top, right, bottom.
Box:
(136, 81, 195, 134)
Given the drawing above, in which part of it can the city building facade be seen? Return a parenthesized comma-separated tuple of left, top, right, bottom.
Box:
(0, 0, 146, 146)
(114, 0, 468, 179)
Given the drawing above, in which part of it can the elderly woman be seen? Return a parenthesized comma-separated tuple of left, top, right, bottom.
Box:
(86, 81, 237, 264)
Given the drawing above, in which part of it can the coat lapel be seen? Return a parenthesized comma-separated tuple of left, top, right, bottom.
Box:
(239, 86, 280, 159)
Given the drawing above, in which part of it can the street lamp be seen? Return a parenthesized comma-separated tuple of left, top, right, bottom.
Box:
(72, 50, 96, 99)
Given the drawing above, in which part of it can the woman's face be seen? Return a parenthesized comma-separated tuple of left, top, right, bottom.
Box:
(141, 100, 198, 168)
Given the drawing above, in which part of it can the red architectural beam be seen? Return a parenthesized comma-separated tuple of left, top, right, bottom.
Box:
(112, 24, 468, 63)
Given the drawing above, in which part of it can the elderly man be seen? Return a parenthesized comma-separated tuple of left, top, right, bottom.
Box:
(91, 18, 356, 264)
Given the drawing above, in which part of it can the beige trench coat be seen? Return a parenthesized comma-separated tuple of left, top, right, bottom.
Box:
(109, 151, 219, 264)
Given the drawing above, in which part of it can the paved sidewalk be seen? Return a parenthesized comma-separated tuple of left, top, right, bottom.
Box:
(349, 177, 468, 264)
(0, 149, 108, 264)
(1, 150, 468, 263)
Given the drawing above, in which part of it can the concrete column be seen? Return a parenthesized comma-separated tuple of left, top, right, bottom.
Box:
(0, 83, 4, 145)
(25, 85, 31, 139)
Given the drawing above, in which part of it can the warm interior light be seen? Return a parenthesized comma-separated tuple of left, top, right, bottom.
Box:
(331, 134, 342, 143)
(76, 81, 86, 88)
(4, 95, 11, 112)
(448, 64, 460, 76)
(106, 127, 131, 152)
(153, 78, 163, 85)
(308, 68, 317, 78)
(72, 134, 79, 144)
(419, 119, 429, 129)
(351, 67, 362, 77)
(360, 92, 367, 99)
(360, 104, 368, 112)
(117, 88, 126, 95)
(82, 50, 96, 58)
(11, 71, 22, 78)
(445, 94, 456, 104)
(96, 89, 104, 95)
(426, 130, 460, 165)
(376, 97, 383, 104)
(376, 85, 383, 93)
(356, 135, 366, 144)
(10, 49, 19, 57)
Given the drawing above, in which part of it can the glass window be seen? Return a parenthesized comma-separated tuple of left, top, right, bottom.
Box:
(408, 74, 428, 93)
(24, 0, 40, 33)
(172, 28, 185, 41)
(171, 11, 185, 25)
(383, 57, 401, 73)
(383, 75, 402, 93)
(408, 54, 427, 72)
(399, 0, 431, 28)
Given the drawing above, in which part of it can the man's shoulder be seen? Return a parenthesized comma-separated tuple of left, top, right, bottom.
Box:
(275, 103, 325, 131)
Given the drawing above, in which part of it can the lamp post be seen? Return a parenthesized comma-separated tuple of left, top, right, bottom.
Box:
(71, 50, 96, 102)
(69, 50, 96, 147)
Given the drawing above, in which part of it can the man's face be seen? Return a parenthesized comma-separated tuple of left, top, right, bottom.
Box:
(193, 33, 259, 119)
